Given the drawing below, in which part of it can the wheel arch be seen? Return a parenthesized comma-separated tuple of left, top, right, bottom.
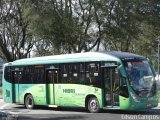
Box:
(85, 94, 97, 108)
(24, 93, 32, 104)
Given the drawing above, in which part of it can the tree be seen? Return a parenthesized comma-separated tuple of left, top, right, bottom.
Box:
(0, 0, 34, 62)
(24, 0, 108, 55)
(0, 0, 159, 64)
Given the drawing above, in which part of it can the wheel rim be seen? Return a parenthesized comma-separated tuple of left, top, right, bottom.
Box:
(89, 99, 98, 111)
(26, 96, 33, 108)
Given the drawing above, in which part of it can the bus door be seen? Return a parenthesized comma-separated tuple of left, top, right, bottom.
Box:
(102, 66, 119, 107)
(45, 69, 59, 105)
(11, 70, 22, 103)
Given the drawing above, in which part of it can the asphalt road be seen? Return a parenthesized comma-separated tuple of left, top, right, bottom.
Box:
(1, 103, 160, 120)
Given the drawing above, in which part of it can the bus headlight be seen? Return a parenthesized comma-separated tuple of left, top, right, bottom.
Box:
(130, 93, 140, 102)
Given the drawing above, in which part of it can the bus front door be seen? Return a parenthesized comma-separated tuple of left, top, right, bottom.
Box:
(12, 71, 22, 103)
(46, 69, 59, 105)
(102, 67, 119, 107)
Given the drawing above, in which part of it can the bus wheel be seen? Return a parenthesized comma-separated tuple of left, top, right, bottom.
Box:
(25, 94, 35, 109)
(87, 97, 100, 113)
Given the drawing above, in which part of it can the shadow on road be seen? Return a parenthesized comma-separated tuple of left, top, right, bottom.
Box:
(11, 105, 160, 115)
(19, 115, 87, 120)
(101, 109, 160, 115)
(2, 105, 160, 120)
(0, 112, 87, 120)
(12, 105, 88, 113)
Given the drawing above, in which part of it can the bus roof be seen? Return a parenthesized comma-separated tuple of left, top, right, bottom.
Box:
(6, 51, 145, 66)
(105, 51, 145, 61)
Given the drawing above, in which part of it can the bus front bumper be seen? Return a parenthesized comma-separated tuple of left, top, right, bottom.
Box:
(129, 97, 158, 110)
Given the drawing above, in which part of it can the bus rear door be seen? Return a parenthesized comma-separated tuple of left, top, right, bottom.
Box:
(11, 70, 22, 103)
(46, 69, 59, 105)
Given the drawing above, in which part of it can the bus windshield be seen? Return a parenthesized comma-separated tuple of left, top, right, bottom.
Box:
(124, 60, 156, 97)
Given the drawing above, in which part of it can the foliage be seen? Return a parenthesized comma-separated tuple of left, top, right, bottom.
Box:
(0, 0, 159, 65)
(0, 0, 35, 62)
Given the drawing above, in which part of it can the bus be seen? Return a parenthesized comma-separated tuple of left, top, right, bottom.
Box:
(2, 51, 158, 113)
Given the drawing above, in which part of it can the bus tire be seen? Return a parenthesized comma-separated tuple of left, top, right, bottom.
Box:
(25, 94, 35, 109)
(87, 97, 100, 113)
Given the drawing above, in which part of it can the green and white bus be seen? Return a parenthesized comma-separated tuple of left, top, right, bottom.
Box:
(2, 51, 158, 113)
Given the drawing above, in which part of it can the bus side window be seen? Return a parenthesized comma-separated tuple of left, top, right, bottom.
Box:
(79, 63, 85, 84)
(85, 62, 100, 87)
(85, 63, 91, 85)
(14, 71, 22, 83)
(69, 63, 80, 84)
(47, 71, 53, 83)
(60, 64, 68, 83)
(68, 64, 73, 83)
(119, 77, 129, 98)
(22, 67, 32, 84)
(33, 68, 44, 84)
(23, 67, 33, 84)
(4, 66, 11, 83)
(39, 69, 45, 83)
(60, 63, 85, 84)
